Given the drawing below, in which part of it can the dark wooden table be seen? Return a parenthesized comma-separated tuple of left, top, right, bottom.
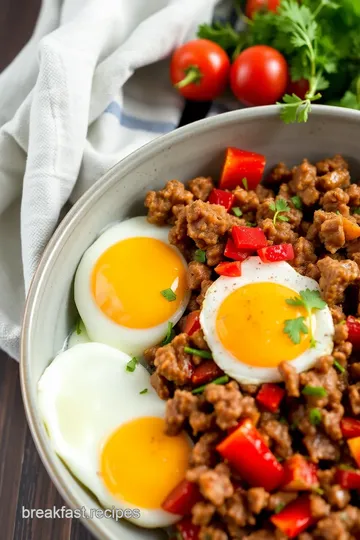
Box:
(0, 2, 211, 539)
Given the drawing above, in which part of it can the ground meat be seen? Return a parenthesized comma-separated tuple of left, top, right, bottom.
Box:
(346, 183, 360, 207)
(333, 341, 352, 366)
(300, 366, 341, 408)
(150, 372, 171, 400)
(190, 329, 209, 350)
(317, 169, 351, 192)
(233, 188, 259, 213)
(188, 176, 214, 201)
(267, 492, 297, 511)
(192, 501, 216, 526)
(186, 200, 231, 248)
(189, 408, 215, 435)
(315, 355, 334, 374)
(241, 396, 260, 424)
(290, 237, 317, 275)
(326, 485, 351, 509)
(247, 488, 270, 514)
(261, 218, 298, 245)
(187, 261, 212, 289)
(322, 404, 344, 441)
(164, 389, 197, 435)
(260, 415, 293, 459)
(199, 525, 228, 540)
(204, 381, 243, 430)
(269, 162, 292, 184)
(308, 210, 345, 253)
(350, 362, 360, 380)
(256, 199, 276, 224)
(191, 463, 234, 506)
(331, 306, 346, 324)
(348, 383, 360, 415)
(346, 238, 360, 258)
(154, 333, 192, 386)
(239, 383, 259, 395)
(197, 279, 213, 307)
(320, 188, 350, 215)
(190, 432, 220, 468)
(143, 345, 158, 366)
(206, 242, 225, 266)
(168, 205, 188, 249)
(303, 432, 340, 462)
(256, 184, 275, 202)
(318, 257, 359, 305)
(310, 495, 330, 518)
(289, 159, 320, 206)
(334, 323, 349, 344)
(318, 468, 336, 490)
(279, 361, 300, 397)
(316, 154, 349, 175)
(145, 179, 193, 224)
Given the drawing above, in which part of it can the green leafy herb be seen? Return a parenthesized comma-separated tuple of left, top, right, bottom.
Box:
(313, 487, 324, 495)
(76, 318, 82, 335)
(242, 178, 248, 190)
(277, 456, 284, 462)
(333, 359, 345, 374)
(302, 385, 327, 397)
(279, 417, 288, 425)
(126, 357, 138, 373)
(269, 198, 290, 225)
(352, 207, 360, 215)
(184, 347, 213, 359)
(284, 317, 308, 345)
(285, 289, 326, 347)
(192, 375, 229, 395)
(309, 408, 322, 425)
(246, 221, 257, 227)
(194, 249, 206, 263)
(139, 388, 148, 395)
(197, 22, 244, 54)
(274, 503, 285, 514)
(291, 195, 303, 210)
(161, 288, 177, 302)
(232, 207, 243, 217)
(339, 464, 354, 471)
(161, 322, 175, 346)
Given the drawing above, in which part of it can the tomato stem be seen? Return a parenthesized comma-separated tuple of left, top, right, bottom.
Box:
(175, 65, 202, 89)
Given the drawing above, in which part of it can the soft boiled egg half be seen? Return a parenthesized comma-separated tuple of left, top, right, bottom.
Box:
(201, 257, 334, 384)
(74, 217, 190, 356)
(38, 342, 192, 528)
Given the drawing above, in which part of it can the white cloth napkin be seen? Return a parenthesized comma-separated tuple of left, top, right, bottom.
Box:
(0, 0, 228, 360)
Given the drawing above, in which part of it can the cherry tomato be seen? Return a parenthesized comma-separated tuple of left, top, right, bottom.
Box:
(230, 45, 288, 106)
(286, 78, 310, 100)
(246, 0, 280, 18)
(170, 39, 230, 101)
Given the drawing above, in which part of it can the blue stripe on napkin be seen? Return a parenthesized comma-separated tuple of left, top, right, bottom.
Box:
(104, 101, 176, 134)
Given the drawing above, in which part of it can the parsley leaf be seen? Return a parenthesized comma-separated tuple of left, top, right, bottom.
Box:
(197, 22, 243, 53)
(126, 357, 138, 373)
(269, 198, 290, 225)
(285, 289, 326, 347)
(284, 316, 308, 344)
(232, 207, 243, 217)
(291, 195, 303, 209)
(161, 288, 177, 302)
(194, 249, 206, 263)
(352, 207, 360, 215)
(161, 322, 175, 346)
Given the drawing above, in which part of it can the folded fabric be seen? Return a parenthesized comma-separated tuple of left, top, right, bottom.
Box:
(0, 0, 228, 359)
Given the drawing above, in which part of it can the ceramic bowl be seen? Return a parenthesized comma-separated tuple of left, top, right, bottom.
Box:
(21, 105, 360, 539)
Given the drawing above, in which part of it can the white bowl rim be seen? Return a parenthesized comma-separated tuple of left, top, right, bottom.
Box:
(20, 104, 360, 539)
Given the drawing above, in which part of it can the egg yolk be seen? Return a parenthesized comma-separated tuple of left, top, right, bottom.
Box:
(91, 237, 187, 329)
(216, 282, 311, 367)
(100, 417, 191, 509)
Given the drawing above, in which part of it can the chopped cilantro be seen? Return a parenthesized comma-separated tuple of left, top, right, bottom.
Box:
(309, 408, 322, 425)
(126, 357, 138, 373)
(285, 289, 326, 347)
(246, 221, 257, 227)
(269, 198, 290, 225)
(194, 249, 206, 263)
(284, 316, 308, 345)
(161, 288, 177, 302)
(291, 195, 302, 210)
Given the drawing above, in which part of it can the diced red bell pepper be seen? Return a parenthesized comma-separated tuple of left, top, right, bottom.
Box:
(224, 238, 251, 262)
(216, 418, 284, 492)
(232, 226, 267, 250)
(176, 517, 200, 540)
(341, 417, 360, 439)
(208, 188, 235, 211)
(162, 479, 202, 515)
(215, 261, 242, 277)
(191, 360, 223, 386)
(271, 495, 316, 538)
(256, 383, 285, 413)
(335, 468, 360, 489)
(282, 454, 318, 491)
(219, 147, 266, 191)
(257, 244, 294, 263)
(348, 436, 360, 468)
(184, 311, 201, 337)
(346, 316, 360, 351)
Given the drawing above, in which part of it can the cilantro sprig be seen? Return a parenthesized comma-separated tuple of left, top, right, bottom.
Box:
(284, 289, 327, 347)
(269, 198, 290, 225)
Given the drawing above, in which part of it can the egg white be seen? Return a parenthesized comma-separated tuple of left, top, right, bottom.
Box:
(74, 217, 190, 356)
(200, 256, 334, 384)
(38, 342, 182, 528)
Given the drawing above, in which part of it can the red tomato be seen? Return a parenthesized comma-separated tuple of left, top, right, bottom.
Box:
(230, 45, 288, 106)
(246, 0, 280, 18)
(170, 39, 230, 101)
(286, 78, 310, 100)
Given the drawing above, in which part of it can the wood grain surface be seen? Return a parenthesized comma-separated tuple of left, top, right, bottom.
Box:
(0, 2, 211, 539)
